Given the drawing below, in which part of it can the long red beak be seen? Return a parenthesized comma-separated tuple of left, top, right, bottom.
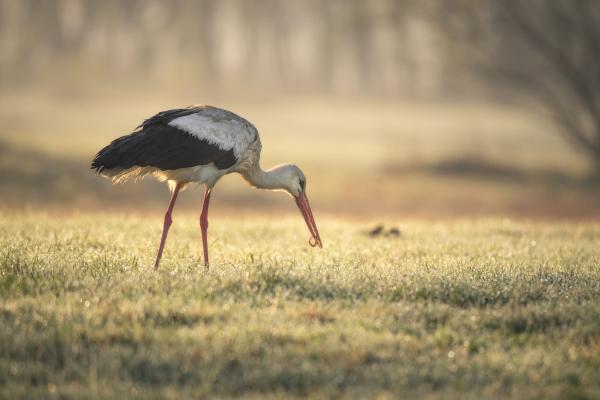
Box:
(295, 191, 322, 248)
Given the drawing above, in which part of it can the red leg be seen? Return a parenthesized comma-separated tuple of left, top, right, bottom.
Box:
(200, 187, 212, 268)
(154, 183, 182, 269)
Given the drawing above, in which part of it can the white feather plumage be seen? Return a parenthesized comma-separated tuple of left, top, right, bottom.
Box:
(168, 113, 257, 159)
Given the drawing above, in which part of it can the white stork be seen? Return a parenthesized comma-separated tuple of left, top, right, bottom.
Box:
(91, 105, 321, 268)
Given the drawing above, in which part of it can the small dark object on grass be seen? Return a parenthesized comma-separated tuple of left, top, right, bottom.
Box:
(368, 225, 384, 237)
(367, 225, 401, 238)
(386, 228, 401, 237)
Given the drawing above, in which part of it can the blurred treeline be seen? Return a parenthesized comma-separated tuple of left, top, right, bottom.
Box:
(3, 1, 599, 100)
(1, 0, 460, 98)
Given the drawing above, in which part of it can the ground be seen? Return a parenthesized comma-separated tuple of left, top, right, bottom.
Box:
(2, 92, 600, 218)
(1, 212, 599, 399)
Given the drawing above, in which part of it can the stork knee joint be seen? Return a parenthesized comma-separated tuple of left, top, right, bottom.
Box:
(200, 218, 208, 230)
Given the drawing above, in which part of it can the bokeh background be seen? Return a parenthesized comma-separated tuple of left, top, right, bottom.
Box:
(1, 0, 599, 218)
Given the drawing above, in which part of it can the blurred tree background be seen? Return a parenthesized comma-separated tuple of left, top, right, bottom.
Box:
(439, 0, 600, 175)
(0, 0, 598, 217)
(0, 0, 444, 96)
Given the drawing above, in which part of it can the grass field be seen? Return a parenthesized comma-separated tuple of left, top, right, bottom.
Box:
(1, 212, 599, 399)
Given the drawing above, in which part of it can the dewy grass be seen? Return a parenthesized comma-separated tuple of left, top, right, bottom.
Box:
(0, 212, 599, 399)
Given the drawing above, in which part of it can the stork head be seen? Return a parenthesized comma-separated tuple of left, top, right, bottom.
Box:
(273, 164, 322, 248)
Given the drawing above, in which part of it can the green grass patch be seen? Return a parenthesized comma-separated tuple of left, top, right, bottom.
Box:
(1, 212, 599, 399)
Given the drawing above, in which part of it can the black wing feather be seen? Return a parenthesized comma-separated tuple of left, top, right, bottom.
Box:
(91, 113, 237, 173)
(136, 107, 201, 130)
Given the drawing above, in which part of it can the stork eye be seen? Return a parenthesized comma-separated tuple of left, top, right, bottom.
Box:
(299, 178, 306, 192)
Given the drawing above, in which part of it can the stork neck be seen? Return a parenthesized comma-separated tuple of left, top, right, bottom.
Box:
(243, 164, 285, 190)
